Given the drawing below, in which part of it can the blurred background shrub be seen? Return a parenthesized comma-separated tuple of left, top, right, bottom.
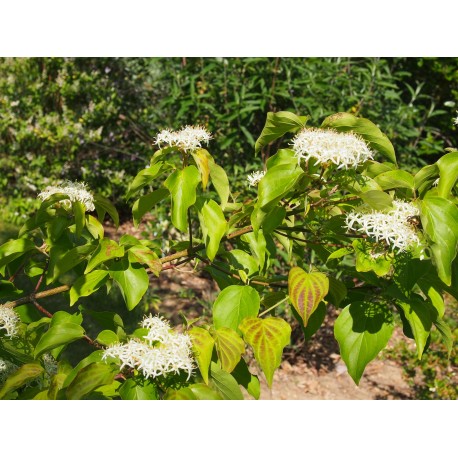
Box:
(1, 57, 457, 224)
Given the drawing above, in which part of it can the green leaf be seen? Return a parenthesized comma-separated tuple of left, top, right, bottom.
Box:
(321, 112, 396, 163)
(72, 201, 86, 237)
(0, 238, 36, 276)
(257, 163, 303, 211)
(34, 322, 85, 358)
(66, 362, 116, 400)
(109, 263, 149, 310)
(84, 238, 125, 274)
(213, 327, 245, 373)
(325, 277, 348, 307)
(0, 280, 22, 299)
(48, 243, 96, 284)
(0, 363, 44, 400)
(397, 300, 434, 359)
(209, 162, 230, 210)
(51, 310, 83, 326)
(118, 377, 158, 400)
(288, 267, 329, 327)
(128, 246, 162, 276)
(434, 318, 454, 356)
(255, 111, 306, 154)
(164, 387, 198, 400)
(213, 285, 260, 333)
(327, 247, 353, 261)
(126, 162, 165, 199)
(62, 350, 105, 388)
(360, 190, 393, 210)
(164, 165, 201, 232)
(373, 170, 415, 190)
(291, 302, 327, 340)
(69, 270, 109, 306)
(239, 316, 291, 387)
(231, 358, 261, 400)
(93, 194, 119, 228)
(96, 330, 119, 346)
(353, 239, 393, 277)
(420, 196, 458, 285)
(334, 302, 394, 385)
(188, 383, 223, 400)
(414, 164, 439, 197)
(132, 188, 169, 227)
(437, 152, 458, 198)
(189, 327, 214, 385)
(196, 199, 227, 261)
(86, 214, 104, 239)
(209, 362, 244, 400)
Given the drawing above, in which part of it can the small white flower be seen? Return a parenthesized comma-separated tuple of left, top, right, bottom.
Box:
(0, 358, 18, 384)
(291, 127, 374, 169)
(247, 170, 266, 187)
(37, 180, 95, 212)
(155, 125, 212, 152)
(0, 306, 20, 338)
(345, 199, 423, 253)
(102, 315, 194, 380)
(453, 111, 458, 126)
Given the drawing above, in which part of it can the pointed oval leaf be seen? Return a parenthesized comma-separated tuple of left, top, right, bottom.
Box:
(93, 194, 119, 227)
(128, 246, 162, 277)
(255, 111, 306, 154)
(397, 300, 434, 359)
(191, 148, 212, 190)
(132, 188, 169, 227)
(197, 198, 227, 261)
(110, 263, 149, 311)
(118, 377, 158, 400)
(189, 383, 223, 400)
(70, 270, 109, 306)
(321, 112, 396, 163)
(239, 316, 291, 387)
(213, 285, 260, 333)
(373, 170, 415, 190)
(164, 165, 201, 232)
(288, 267, 329, 327)
(189, 327, 215, 385)
(420, 196, 458, 285)
(209, 162, 230, 210)
(213, 327, 245, 373)
(34, 322, 85, 358)
(126, 162, 164, 199)
(84, 239, 125, 274)
(209, 362, 244, 400)
(231, 358, 261, 400)
(66, 362, 116, 400)
(437, 152, 458, 199)
(334, 302, 394, 384)
(0, 363, 44, 399)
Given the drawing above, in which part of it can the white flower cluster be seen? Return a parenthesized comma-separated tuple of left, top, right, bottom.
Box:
(0, 305, 20, 337)
(0, 358, 18, 384)
(345, 199, 423, 253)
(291, 127, 374, 169)
(247, 170, 266, 187)
(38, 180, 95, 212)
(155, 125, 212, 152)
(102, 315, 194, 380)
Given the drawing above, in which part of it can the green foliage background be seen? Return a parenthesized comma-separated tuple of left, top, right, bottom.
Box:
(1, 57, 457, 224)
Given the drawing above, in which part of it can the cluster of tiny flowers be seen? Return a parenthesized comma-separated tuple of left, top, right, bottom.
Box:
(0, 358, 18, 384)
(247, 170, 266, 187)
(155, 125, 212, 152)
(102, 315, 194, 380)
(0, 305, 20, 337)
(345, 199, 423, 253)
(42, 354, 58, 376)
(37, 180, 95, 212)
(291, 128, 374, 169)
